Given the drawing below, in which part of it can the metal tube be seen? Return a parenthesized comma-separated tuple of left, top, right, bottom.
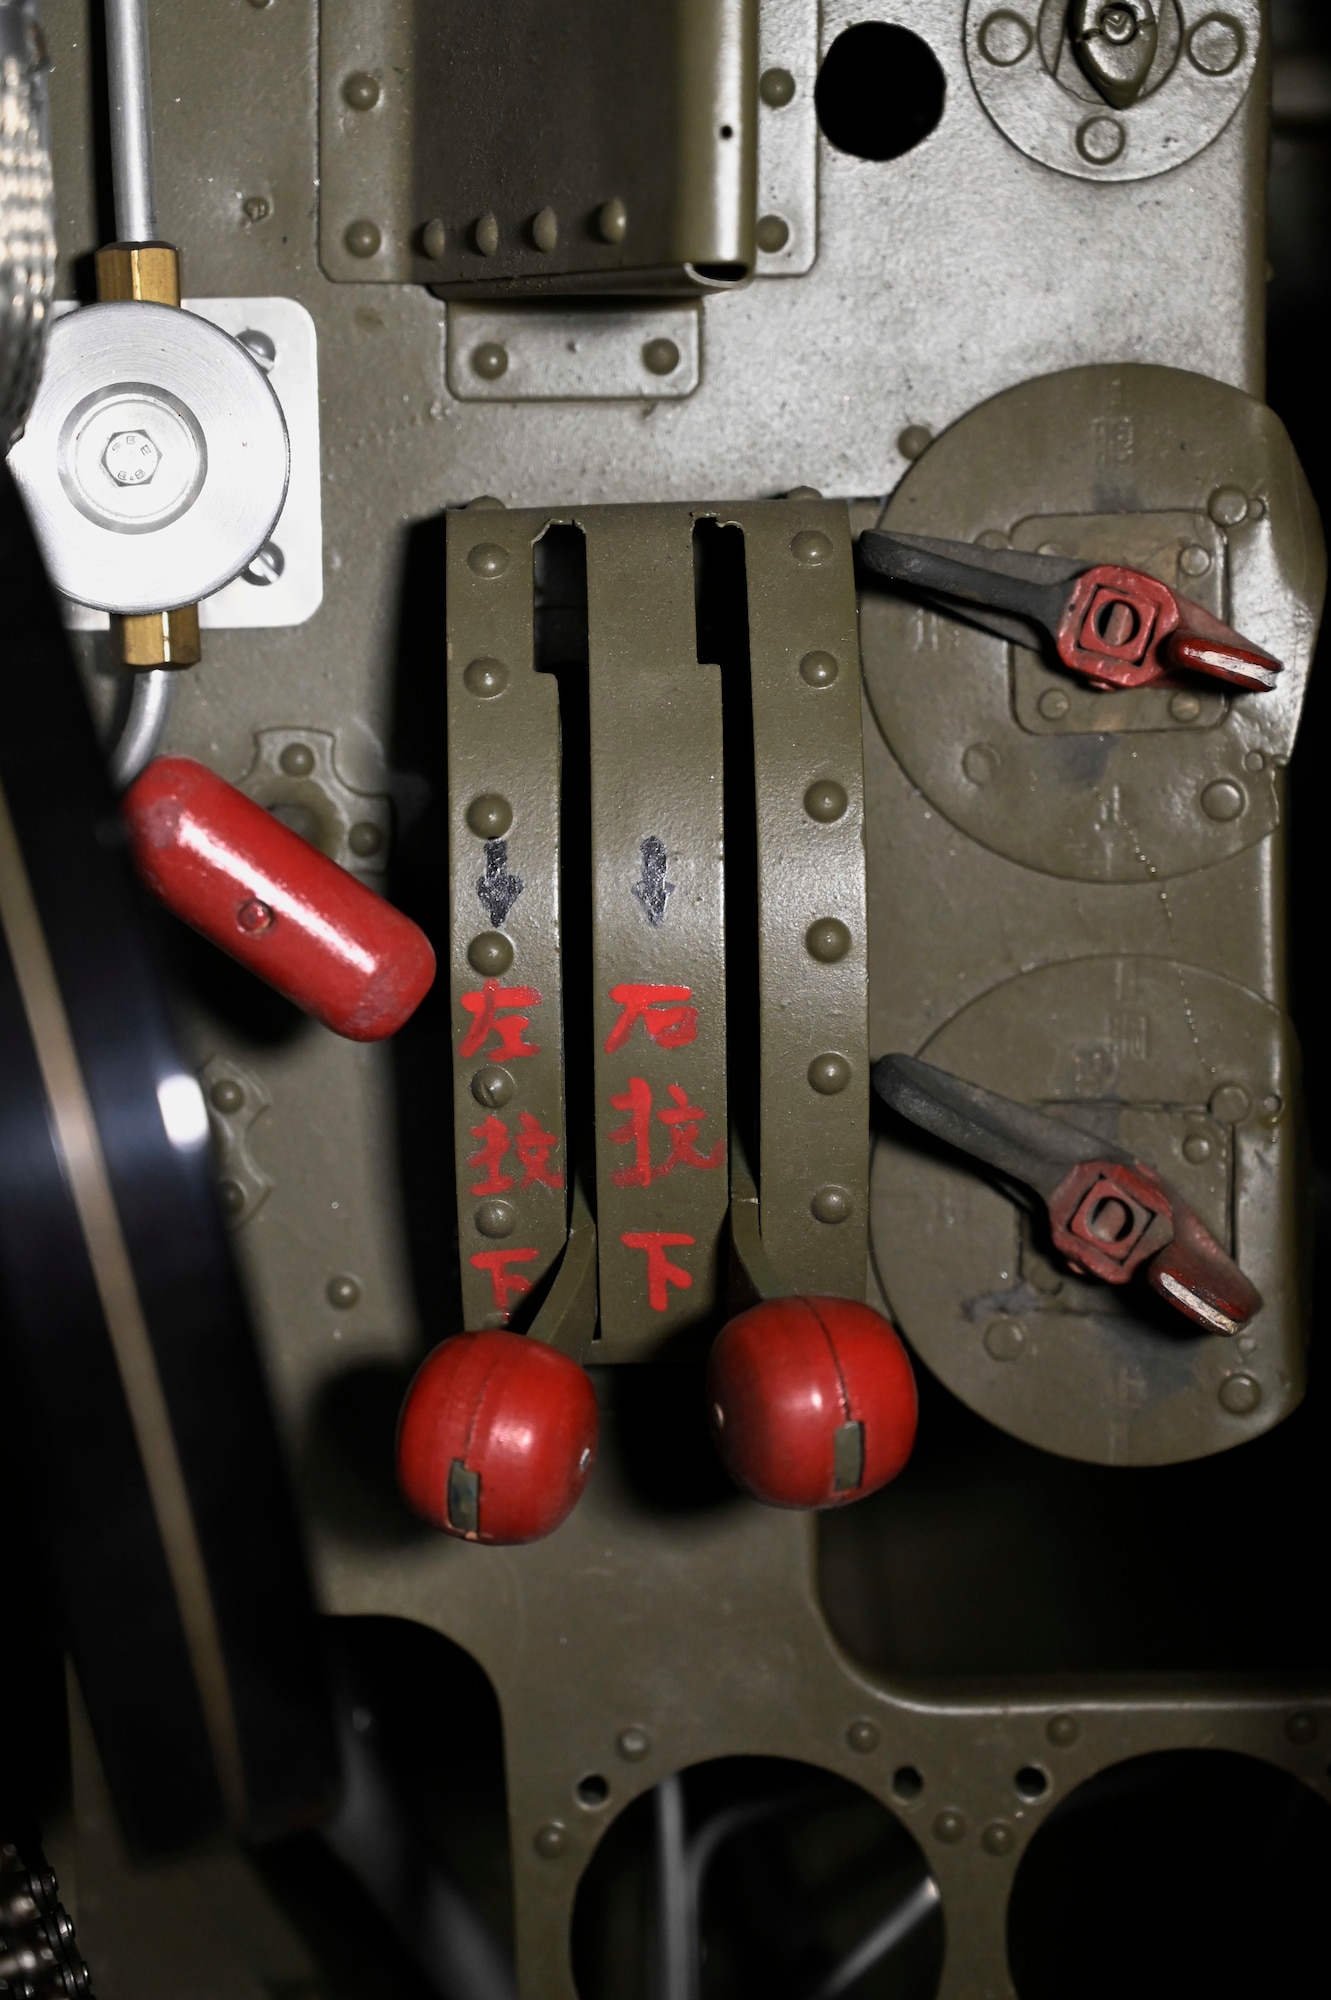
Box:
(803, 1876, 942, 2000)
(107, 667, 174, 791)
(104, 0, 157, 241)
(655, 1775, 695, 2000)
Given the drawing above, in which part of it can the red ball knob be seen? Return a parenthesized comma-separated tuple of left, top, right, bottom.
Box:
(397, 1332, 598, 1544)
(706, 1296, 917, 1509)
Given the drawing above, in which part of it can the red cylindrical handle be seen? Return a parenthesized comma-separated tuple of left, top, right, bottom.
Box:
(397, 1332, 598, 1544)
(707, 1295, 918, 1510)
(123, 756, 435, 1041)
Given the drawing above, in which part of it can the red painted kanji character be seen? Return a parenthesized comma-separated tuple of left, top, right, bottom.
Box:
(459, 980, 541, 1060)
(467, 1115, 513, 1196)
(515, 1110, 564, 1190)
(469, 1246, 540, 1316)
(609, 1078, 725, 1187)
(605, 983, 699, 1054)
(609, 1075, 655, 1187)
(657, 1084, 725, 1175)
(621, 1233, 695, 1312)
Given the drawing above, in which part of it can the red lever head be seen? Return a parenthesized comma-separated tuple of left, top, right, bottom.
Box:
(1055, 566, 1282, 694)
(706, 1296, 917, 1510)
(123, 756, 436, 1040)
(397, 1332, 598, 1544)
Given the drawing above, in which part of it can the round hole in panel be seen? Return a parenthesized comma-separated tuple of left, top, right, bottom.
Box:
(815, 24, 946, 161)
(571, 1754, 944, 1998)
(1008, 1749, 1331, 1997)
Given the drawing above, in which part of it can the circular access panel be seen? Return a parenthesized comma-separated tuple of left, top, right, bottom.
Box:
(964, 0, 1260, 183)
(870, 954, 1301, 1466)
(1008, 1749, 1331, 1997)
(572, 1755, 943, 1999)
(860, 364, 1319, 884)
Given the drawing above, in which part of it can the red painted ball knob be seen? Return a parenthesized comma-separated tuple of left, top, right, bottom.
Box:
(706, 1296, 917, 1509)
(397, 1332, 598, 1544)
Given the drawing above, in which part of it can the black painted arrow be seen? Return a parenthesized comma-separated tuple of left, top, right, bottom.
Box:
(632, 835, 675, 929)
(477, 839, 524, 927)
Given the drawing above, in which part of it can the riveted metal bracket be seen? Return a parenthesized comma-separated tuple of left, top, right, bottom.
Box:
(446, 498, 867, 1356)
(447, 512, 569, 1333)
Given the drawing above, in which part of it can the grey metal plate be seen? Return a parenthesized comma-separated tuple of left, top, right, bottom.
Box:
(59, 295, 322, 631)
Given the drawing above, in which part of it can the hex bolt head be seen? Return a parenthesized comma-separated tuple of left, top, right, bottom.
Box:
(102, 429, 161, 487)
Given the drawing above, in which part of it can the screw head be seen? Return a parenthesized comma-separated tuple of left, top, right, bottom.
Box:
(238, 328, 277, 370)
(242, 541, 285, 586)
(209, 1078, 245, 1114)
(471, 1065, 516, 1109)
(102, 429, 160, 487)
(327, 1274, 361, 1309)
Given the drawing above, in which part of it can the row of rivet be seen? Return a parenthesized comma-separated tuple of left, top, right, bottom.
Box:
(468, 335, 682, 385)
(785, 525, 861, 1230)
(346, 199, 631, 263)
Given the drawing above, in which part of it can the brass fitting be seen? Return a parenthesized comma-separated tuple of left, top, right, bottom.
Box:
(94, 241, 181, 307)
(96, 241, 201, 668)
(112, 604, 202, 668)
